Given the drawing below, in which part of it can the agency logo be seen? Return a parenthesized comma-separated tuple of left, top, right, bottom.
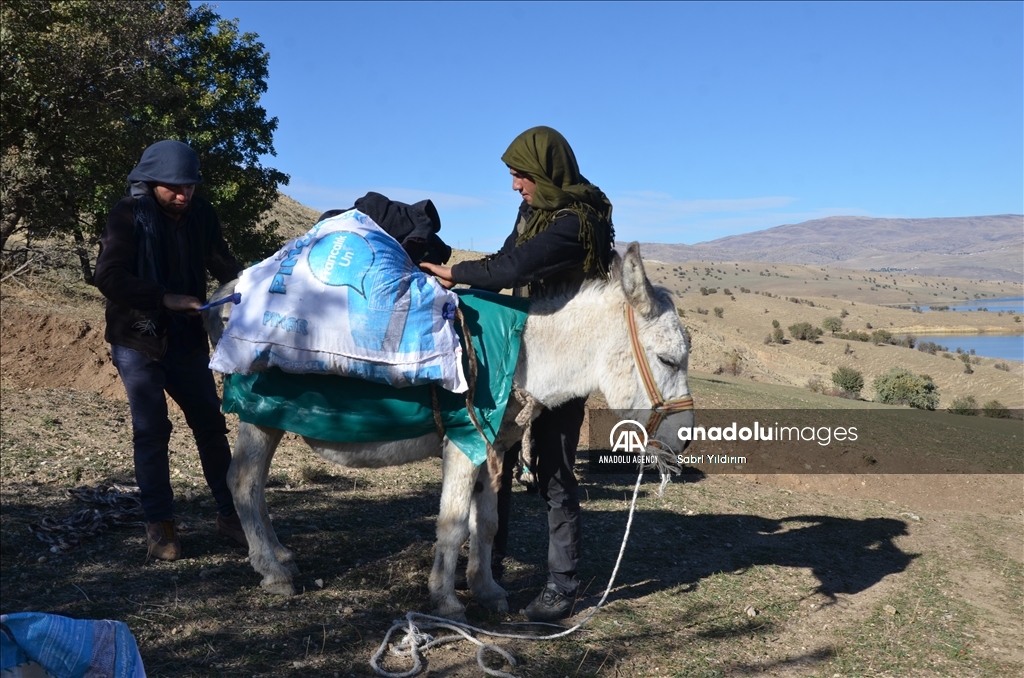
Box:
(609, 419, 649, 453)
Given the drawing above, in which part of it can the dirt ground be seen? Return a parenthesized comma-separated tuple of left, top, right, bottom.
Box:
(1, 274, 1022, 677)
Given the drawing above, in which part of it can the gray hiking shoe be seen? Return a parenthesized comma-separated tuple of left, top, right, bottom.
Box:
(524, 583, 576, 622)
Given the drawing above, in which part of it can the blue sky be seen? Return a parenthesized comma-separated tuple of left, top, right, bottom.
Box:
(215, 1, 1023, 250)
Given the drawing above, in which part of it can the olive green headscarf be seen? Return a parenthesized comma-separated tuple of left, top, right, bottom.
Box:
(501, 126, 614, 276)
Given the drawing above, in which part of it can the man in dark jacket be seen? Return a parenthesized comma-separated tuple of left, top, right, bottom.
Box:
(95, 140, 247, 561)
(421, 126, 614, 621)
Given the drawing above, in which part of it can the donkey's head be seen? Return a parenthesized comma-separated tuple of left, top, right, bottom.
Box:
(605, 242, 695, 452)
(202, 279, 239, 349)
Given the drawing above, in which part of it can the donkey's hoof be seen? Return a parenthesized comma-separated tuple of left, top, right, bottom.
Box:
(261, 577, 297, 596)
(477, 595, 509, 614)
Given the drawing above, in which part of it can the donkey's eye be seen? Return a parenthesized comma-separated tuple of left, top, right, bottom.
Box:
(657, 356, 678, 370)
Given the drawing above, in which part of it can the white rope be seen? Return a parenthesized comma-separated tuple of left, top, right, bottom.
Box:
(370, 444, 680, 677)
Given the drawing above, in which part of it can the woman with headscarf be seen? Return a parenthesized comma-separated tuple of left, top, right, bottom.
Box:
(421, 126, 614, 621)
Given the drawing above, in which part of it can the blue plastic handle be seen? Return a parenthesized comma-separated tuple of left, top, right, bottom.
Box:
(198, 292, 241, 311)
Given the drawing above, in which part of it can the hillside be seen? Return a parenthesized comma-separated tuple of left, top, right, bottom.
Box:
(263, 192, 323, 240)
(252, 195, 1023, 408)
(635, 214, 1023, 282)
(635, 259, 1024, 409)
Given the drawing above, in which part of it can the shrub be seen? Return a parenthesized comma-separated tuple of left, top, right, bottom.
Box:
(722, 288, 732, 295)
(713, 307, 724, 318)
(917, 341, 947, 355)
(948, 395, 978, 416)
(806, 376, 828, 394)
(865, 322, 872, 329)
(873, 368, 940, 410)
(789, 322, 823, 341)
(838, 330, 871, 342)
(994, 362, 1011, 372)
(696, 307, 709, 315)
(822, 316, 843, 335)
(871, 329, 893, 345)
(839, 308, 849, 318)
(982, 400, 1011, 418)
(959, 353, 973, 374)
(724, 349, 742, 376)
(771, 319, 780, 329)
(772, 328, 785, 344)
(903, 334, 917, 349)
(832, 366, 864, 396)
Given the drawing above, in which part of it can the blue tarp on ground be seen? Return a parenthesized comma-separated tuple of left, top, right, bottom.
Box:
(0, 612, 145, 678)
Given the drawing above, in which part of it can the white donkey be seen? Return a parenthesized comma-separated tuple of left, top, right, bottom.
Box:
(204, 242, 694, 620)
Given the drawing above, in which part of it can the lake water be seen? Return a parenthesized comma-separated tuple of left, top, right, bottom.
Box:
(909, 333, 1024, 362)
(923, 297, 1024, 313)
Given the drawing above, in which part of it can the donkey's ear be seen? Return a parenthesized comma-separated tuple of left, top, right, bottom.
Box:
(621, 242, 658, 319)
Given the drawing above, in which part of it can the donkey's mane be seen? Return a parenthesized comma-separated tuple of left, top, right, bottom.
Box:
(527, 276, 676, 317)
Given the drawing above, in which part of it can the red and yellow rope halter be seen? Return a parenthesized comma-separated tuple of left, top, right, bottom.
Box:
(624, 305, 695, 436)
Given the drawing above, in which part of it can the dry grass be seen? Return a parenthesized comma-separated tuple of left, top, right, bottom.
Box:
(1, 244, 1022, 677)
(2, 384, 1021, 677)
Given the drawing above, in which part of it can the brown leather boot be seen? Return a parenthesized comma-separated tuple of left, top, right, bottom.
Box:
(215, 512, 248, 548)
(146, 520, 181, 561)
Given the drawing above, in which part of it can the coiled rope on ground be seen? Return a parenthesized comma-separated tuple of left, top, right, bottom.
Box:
(370, 445, 681, 678)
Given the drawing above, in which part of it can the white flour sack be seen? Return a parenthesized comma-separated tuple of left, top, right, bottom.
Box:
(209, 210, 468, 393)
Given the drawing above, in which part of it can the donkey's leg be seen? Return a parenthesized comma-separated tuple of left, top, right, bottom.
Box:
(230, 423, 295, 595)
(255, 430, 296, 573)
(467, 456, 508, 613)
(429, 442, 474, 620)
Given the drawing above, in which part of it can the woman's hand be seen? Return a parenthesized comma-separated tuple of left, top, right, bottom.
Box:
(419, 262, 456, 289)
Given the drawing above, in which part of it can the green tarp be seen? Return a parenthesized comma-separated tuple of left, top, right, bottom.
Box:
(222, 289, 529, 466)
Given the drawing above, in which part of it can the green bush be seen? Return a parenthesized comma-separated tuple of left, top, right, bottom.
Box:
(831, 367, 864, 396)
(788, 322, 823, 341)
(822, 316, 843, 335)
(959, 353, 973, 374)
(873, 368, 940, 410)
(771, 319, 780, 329)
(917, 341, 947, 354)
(871, 329, 893, 345)
(713, 307, 724, 318)
(948, 395, 978, 416)
(982, 400, 1011, 418)
(772, 328, 785, 344)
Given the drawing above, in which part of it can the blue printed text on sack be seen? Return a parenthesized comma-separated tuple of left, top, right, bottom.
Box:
(262, 311, 309, 335)
(268, 222, 324, 294)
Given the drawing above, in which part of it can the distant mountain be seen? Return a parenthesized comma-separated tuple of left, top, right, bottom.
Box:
(633, 215, 1023, 282)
